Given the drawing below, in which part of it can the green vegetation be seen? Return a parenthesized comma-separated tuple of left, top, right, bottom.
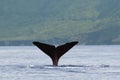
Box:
(0, 0, 120, 45)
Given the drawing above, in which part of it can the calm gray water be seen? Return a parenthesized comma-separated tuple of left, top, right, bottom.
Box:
(0, 45, 120, 80)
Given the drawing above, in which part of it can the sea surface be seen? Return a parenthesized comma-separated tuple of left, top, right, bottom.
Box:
(0, 45, 120, 80)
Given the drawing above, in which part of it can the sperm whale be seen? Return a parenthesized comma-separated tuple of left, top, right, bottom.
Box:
(33, 41, 78, 66)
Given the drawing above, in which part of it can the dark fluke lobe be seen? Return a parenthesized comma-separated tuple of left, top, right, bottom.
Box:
(33, 41, 78, 66)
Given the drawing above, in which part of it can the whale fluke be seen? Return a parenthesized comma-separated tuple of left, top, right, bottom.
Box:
(32, 41, 78, 66)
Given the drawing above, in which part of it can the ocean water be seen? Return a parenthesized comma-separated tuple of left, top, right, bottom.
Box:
(0, 45, 120, 80)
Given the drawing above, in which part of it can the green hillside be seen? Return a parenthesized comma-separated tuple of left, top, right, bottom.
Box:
(0, 0, 120, 45)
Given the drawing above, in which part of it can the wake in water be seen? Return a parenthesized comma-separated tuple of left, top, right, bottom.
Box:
(0, 64, 120, 74)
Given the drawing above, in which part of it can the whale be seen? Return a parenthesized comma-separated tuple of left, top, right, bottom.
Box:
(32, 41, 78, 66)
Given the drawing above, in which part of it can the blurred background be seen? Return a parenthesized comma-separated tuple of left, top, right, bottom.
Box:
(0, 0, 120, 46)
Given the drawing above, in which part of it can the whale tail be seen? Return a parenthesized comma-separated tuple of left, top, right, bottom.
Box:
(33, 41, 78, 66)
